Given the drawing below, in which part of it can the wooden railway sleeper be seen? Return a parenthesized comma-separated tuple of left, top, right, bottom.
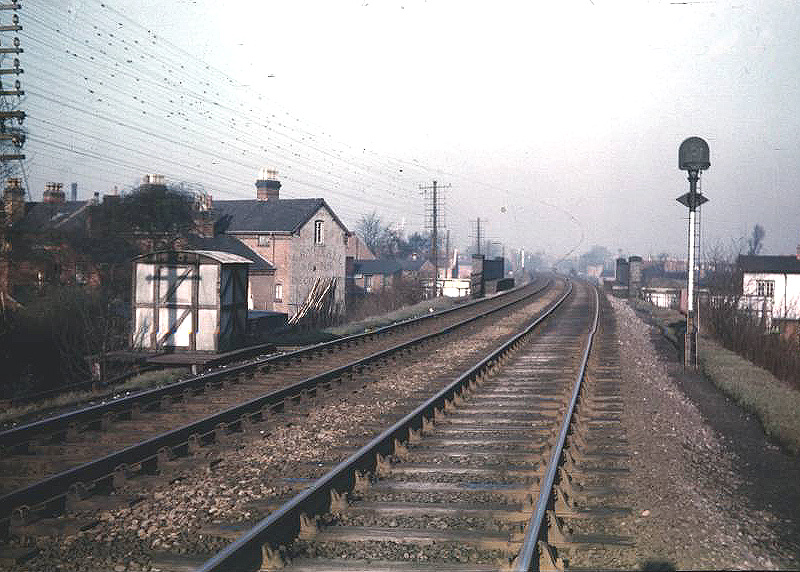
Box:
(329, 488, 348, 512)
(554, 485, 573, 514)
(262, 543, 287, 570)
(298, 512, 318, 539)
(537, 539, 566, 572)
(10, 505, 30, 529)
(353, 470, 370, 493)
(213, 422, 236, 446)
(392, 438, 409, 460)
(375, 453, 391, 478)
(545, 510, 571, 546)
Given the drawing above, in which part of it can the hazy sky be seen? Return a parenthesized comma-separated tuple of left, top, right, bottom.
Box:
(15, 0, 800, 260)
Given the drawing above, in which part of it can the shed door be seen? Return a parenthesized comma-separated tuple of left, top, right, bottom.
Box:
(156, 265, 195, 349)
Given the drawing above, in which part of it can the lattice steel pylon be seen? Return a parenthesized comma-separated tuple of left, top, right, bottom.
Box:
(0, 0, 25, 189)
(420, 180, 449, 293)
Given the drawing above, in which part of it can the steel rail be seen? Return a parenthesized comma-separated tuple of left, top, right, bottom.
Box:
(196, 281, 575, 571)
(0, 279, 545, 450)
(0, 279, 554, 536)
(512, 282, 600, 571)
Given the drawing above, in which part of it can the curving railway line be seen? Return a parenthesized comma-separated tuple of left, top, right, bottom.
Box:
(185, 278, 631, 572)
(0, 277, 633, 571)
(0, 280, 551, 543)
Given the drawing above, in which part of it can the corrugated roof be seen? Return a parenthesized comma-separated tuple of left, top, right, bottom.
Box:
(189, 250, 253, 264)
(738, 255, 800, 274)
(134, 250, 253, 265)
(187, 234, 274, 273)
(213, 198, 341, 233)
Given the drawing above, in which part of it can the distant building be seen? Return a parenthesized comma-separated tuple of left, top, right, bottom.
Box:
(1, 178, 95, 298)
(738, 248, 800, 336)
(348, 259, 403, 294)
(345, 232, 376, 261)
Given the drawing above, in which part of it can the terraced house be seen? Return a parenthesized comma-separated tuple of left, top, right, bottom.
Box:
(212, 169, 349, 318)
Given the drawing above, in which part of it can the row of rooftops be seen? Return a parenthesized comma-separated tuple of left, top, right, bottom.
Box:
(3, 171, 342, 237)
(1, 171, 349, 278)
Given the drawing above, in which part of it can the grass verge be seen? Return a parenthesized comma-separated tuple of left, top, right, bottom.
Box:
(699, 337, 800, 454)
(627, 297, 800, 455)
(0, 367, 189, 427)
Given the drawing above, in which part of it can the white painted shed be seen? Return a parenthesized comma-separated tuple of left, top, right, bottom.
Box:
(132, 250, 251, 352)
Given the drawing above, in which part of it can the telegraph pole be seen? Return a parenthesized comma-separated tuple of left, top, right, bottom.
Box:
(0, 0, 25, 185)
(471, 217, 484, 255)
(420, 180, 449, 295)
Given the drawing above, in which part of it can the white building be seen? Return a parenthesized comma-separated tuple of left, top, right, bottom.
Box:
(738, 248, 800, 334)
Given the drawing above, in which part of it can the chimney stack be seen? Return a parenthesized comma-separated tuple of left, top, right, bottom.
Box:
(42, 182, 66, 204)
(255, 168, 281, 200)
(71, 182, 77, 201)
(3, 178, 26, 224)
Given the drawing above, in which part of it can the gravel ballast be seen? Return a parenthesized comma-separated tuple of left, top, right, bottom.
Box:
(610, 296, 799, 570)
(0, 291, 559, 572)
(6, 289, 798, 571)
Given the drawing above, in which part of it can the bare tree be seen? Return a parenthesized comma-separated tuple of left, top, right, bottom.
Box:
(356, 211, 390, 256)
(747, 224, 766, 256)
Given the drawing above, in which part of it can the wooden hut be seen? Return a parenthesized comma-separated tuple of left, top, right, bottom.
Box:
(132, 250, 251, 352)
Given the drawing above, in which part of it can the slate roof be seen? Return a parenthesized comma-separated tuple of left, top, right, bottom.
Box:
(352, 259, 403, 276)
(13, 201, 90, 233)
(186, 234, 275, 274)
(738, 255, 800, 274)
(212, 199, 347, 234)
(397, 257, 429, 272)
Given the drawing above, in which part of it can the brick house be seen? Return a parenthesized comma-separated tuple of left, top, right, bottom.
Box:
(212, 170, 350, 318)
(349, 259, 403, 294)
(1, 179, 97, 299)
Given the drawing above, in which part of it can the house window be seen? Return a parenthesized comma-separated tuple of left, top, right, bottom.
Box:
(257, 235, 270, 247)
(274, 283, 283, 302)
(364, 274, 373, 293)
(314, 220, 324, 245)
(756, 279, 775, 298)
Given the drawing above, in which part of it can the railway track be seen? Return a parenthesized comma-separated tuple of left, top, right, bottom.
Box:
(146, 280, 631, 571)
(0, 278, 558, 548)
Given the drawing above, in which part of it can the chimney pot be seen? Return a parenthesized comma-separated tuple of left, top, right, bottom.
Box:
(4, 177, 26, 224)
(256, 167, 280, 200)
(43, 182, 65, 204)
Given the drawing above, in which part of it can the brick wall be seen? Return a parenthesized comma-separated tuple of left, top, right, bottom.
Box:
(289, 207, 347, 317)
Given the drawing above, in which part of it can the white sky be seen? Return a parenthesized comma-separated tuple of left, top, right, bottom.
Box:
(14, 0, 800, 260)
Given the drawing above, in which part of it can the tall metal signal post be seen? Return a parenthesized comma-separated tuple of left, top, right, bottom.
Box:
(677, 137, 710, 368)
